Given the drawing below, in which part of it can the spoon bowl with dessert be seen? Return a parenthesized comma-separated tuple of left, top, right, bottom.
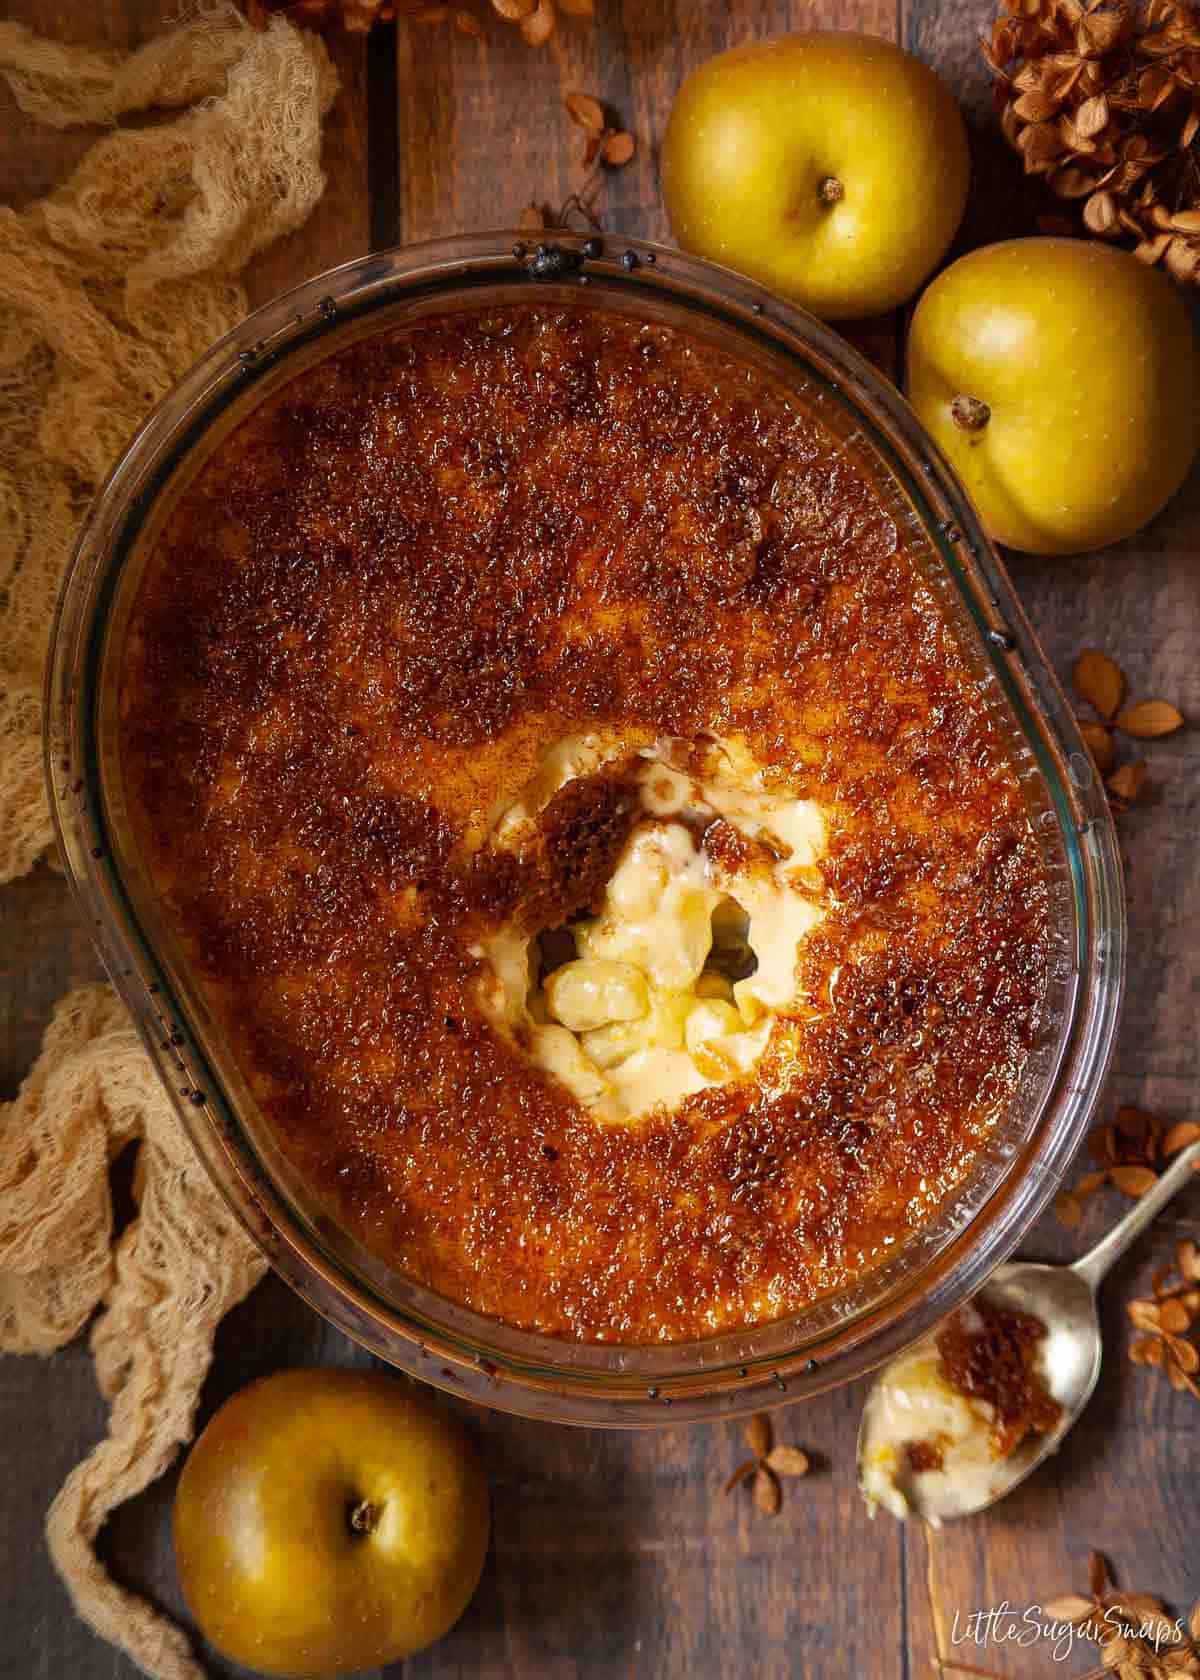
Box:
(859, 1138, 1200, 1524)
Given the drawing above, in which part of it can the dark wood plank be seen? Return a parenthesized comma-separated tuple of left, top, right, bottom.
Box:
(899, 1, 1200, 1672)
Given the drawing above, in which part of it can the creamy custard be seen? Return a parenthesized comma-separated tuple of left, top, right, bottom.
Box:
(861, 1298, 1063, 1523)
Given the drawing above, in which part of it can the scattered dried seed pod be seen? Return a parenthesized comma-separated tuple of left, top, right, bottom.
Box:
(520, 0, 554, 46)
(1164, 1123, 1200, 1155)
(1109, 1163, 1158, 1197)
(765, 1445, 810, 1476)
(1079, 719, 1116, 773)
(982, 0, 1200, 279)
(1107, 760, 1147, 806)
(601, 130, 636, 166)
(1043, 1594, 1098, 1624)
(744, 1412, 771, 1459)
(1055, 1186, 1083, 1228)
(1076, 1169, 1109, 1197)
(1114, 698, 1184, 737)
(564, 91, 605, 135)
(752, 1465, 781, 1514)
(722, 1457, 758, 1494)
(1158, 1298, 1193, 1334)
(1073, 649, 1125, 720)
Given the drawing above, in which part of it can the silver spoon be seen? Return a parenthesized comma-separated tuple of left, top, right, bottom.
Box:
(858, 1138, 1200, 1522)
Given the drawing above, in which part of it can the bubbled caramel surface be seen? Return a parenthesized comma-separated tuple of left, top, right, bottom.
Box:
(119, 304, 1051, 1343)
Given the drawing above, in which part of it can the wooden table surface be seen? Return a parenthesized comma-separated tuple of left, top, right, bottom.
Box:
(2, 4, 1197, 1678)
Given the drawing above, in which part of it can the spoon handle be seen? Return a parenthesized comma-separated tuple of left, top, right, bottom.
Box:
(1070, 1138, 1200, 1292)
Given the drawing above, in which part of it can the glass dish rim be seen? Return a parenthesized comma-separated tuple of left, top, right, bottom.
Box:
(44, 230, 1125, 1427)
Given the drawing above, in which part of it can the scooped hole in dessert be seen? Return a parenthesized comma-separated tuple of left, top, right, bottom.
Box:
(475, 736, 828, 1124)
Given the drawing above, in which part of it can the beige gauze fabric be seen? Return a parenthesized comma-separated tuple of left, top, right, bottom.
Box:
(0, 9, 339, 1677)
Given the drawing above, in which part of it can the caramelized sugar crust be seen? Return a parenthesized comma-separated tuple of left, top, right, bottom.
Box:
(119, 305, 1051, 1342)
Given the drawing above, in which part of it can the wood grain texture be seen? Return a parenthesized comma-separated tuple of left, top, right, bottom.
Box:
(1, 1, 1198, 1678)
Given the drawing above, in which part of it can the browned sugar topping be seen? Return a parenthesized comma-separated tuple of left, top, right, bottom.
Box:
(119, 304, 1051, 1342)
(937, 1300, 1063, 1457)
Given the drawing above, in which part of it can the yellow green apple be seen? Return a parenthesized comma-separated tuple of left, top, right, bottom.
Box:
(907, 238, 1199, 554)
(661, 31, 970, 320)
(173, 1368, 489, 1676)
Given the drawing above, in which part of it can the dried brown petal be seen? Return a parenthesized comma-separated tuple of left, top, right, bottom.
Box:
(519, 0, 554, 45)
(1019, 119, 1068, 169)
(1015, 86, 1066, 120)
(1052, 163, 1101, 197)
(1079, 721, 1116, 771)
(745, 1412, 771, 1459)
(519, 203, 546, 231)
(1045, 1593, 1102, 1623)
(1177, 1238, 1200, 1279)
(1055, 1186, 1084, 1228)
(1167, 1334, 1200, 1373)
(752, 1465, 781, 1514)
(1076, 91, 1111, 135)
(1107, 761, 1147, 806)
(1165, 1124, 1200, 1156)
(564, 91, 605, 135)
(601, 130, 635, 167)
(1128, 1297, 1163, 1329)
(1137, 63, 1177, 109)
(1114, 698, 1184, 737)
(1134, 231, 1174, 264)
(766, 1444, 810, 1476)
(1158, 1297, 1193, 1333)
(1189, 1599, 1200, 1642)
(1112, 1595, 1169, 1630)
(1110, 1163, 1158, 1197)
(1166, 238, 1200, 282)
(1128, 1333, 1164, 1365)
(723, 1456, 758, 1494)
(1074, 649, 1125, 719)
(1080, 8, 1127, 51)
(1076, 1168, 1109, 1197)
(491, 0, 537, 18)
(1084, 189, 1121, 232)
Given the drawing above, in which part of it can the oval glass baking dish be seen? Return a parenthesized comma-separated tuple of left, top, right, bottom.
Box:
(46, 232, 1124, 1426)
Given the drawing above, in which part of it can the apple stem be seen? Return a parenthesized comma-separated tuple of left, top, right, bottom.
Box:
(349, 1499, 380, 1536)
(951, 395, 991, 433)
(817, 176, 845, 207)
